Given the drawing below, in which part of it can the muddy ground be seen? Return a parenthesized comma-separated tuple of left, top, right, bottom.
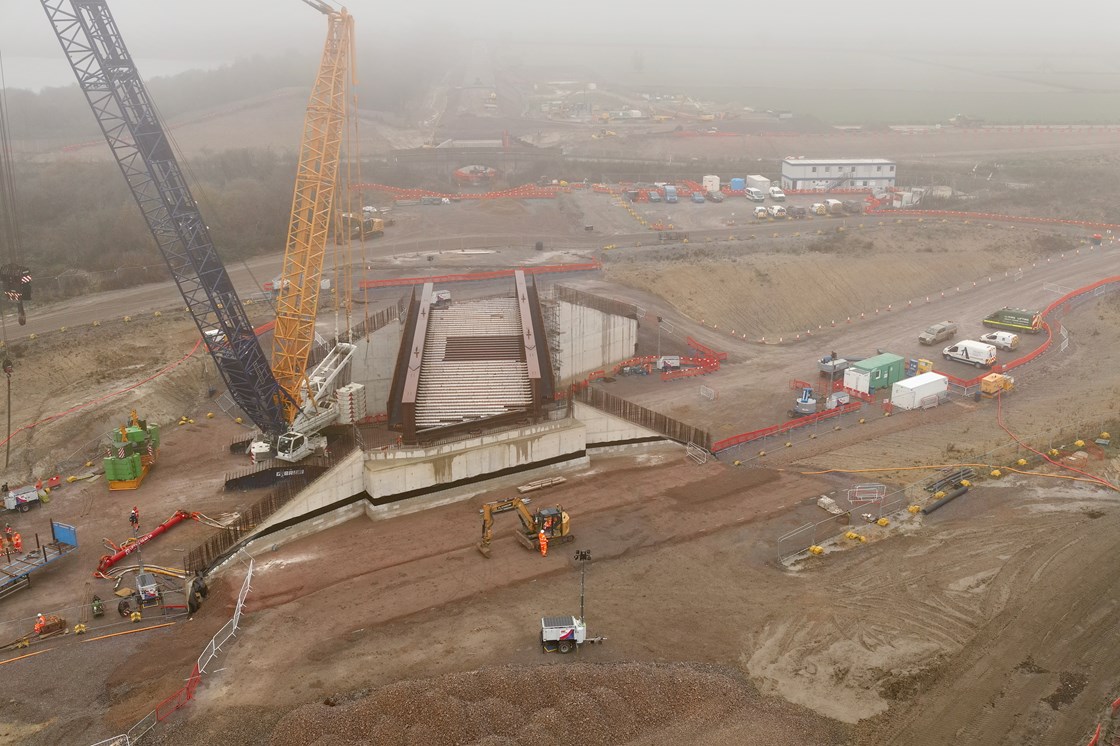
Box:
(3, 128, 1120, 745)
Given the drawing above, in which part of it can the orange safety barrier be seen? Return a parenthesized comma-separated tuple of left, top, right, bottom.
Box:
(686, 336, 728, 361)
(1086, 723, 1101, 746)
(933, 274, 1120, 385)
(611, 355, 660, 374)
(711, 401, 863, 452)
(156, 663, 202, 721)
(357, 261, 602, 290)
(661, 365, 717, 382)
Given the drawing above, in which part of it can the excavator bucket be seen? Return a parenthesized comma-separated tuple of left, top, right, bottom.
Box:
(477, 542, 492, 559)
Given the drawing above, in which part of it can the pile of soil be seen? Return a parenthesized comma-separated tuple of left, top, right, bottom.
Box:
(267, 662, 848, 746)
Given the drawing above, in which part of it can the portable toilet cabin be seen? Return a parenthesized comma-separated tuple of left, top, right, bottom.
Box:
(702, 174, 721, 193)
(890, 371, 948, 411)
(843, 352, 905, 393)
(729, 177, 746, 192)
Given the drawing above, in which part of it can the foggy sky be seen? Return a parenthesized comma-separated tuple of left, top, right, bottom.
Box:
(1, 0, 1113, 91)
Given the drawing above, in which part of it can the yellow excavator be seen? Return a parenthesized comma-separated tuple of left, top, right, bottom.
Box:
(477, 498, 572, 558)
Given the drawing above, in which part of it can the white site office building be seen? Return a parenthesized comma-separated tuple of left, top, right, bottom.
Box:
(780, 158, 896, 191)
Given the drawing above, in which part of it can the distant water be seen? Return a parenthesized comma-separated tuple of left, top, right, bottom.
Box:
(1, 55, 229, 92)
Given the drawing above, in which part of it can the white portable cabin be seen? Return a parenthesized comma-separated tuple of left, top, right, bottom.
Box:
(890, 372, 948, 411)
(843, 366, 871, 394)
(702, 175, 721, 193)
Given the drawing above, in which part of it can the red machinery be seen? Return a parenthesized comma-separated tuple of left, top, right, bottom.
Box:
(95, 510, 198, 577)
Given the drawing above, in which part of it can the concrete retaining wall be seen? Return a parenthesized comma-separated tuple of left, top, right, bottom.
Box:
(348, 319, 402, 414)
(240, 405, 661, 554)
(573, 401, 663, 445)
(556, 301, 636, 383)
(364, 418, 586, 499)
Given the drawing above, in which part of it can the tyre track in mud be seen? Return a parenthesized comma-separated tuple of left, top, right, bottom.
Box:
(857, 508, 1120, 745)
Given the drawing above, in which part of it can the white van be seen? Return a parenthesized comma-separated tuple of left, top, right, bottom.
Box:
(979, 331, 1020, 351)
(744, 187, 766, 202)
(942, 340, 997, 369)
(768, 186, 786, 201)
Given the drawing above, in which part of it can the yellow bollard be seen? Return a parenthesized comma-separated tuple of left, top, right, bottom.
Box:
(809, 545, 824, 555)
(908, 505, 921, 513)
(990, 469, 1002, 478)
(1074, 439, 1085, 448)
(876, 517, 889, 527)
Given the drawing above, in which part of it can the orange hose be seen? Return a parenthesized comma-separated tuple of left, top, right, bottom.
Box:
(995, 392, 1117, 491)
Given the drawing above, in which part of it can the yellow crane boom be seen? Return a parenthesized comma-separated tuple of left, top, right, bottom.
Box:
(271, 4, 354, 423)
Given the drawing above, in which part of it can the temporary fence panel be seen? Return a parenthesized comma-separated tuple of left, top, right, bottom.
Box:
(686, 442, 710, 465)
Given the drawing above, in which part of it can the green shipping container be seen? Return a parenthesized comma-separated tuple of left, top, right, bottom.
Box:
(851, 353, 906, 391)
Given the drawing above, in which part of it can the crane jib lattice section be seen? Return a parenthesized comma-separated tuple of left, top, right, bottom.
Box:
(41, 0, 289, 434)
(272, 8, 353, 422)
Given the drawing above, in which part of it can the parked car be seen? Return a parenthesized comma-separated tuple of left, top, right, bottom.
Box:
(788, 205, 808, 219)
(766, 204, 787, 218)
(918, 321, 958, 345)
(754, 206, 769, 219)
(691, 192, 705, 204)
(769, 186, 786, 201)
(744, 187, 766, 202)
(979, 331, 1020, 351)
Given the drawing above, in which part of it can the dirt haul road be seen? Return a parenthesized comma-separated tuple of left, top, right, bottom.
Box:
(135, 450, 1120, 746)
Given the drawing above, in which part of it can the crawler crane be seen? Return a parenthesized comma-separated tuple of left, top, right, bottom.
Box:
(42, 1, 362, 463)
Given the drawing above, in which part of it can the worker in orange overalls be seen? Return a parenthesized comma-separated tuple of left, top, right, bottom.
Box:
(34, 613, 45, 635)
(538, 529, 549, 557)
(11, 532, 22, 553)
